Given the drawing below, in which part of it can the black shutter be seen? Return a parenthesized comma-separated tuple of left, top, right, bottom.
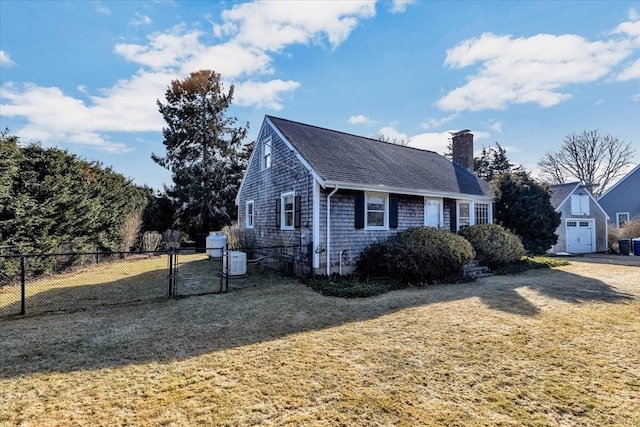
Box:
(449, 199, 456, 232)
(355, 192, 365, 229)
(275, 199, 281, 228)
(389, 196, 398, 229)
(294, 195, 302, 228)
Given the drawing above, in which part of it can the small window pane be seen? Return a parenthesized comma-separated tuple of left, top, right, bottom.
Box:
(459, 203, 470, 218)
(367, 196, 385, 211)
(367, 212, 384, 226)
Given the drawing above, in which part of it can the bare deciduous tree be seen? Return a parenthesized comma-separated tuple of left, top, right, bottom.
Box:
(377, 134, 411, 146)
(538, 130, 635, 197)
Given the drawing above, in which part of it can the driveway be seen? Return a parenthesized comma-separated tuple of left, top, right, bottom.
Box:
(574, 252, 640, 267)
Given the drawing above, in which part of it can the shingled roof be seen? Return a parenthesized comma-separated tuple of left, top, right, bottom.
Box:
(549, 182, 580, 209)
(266, 116, 492, 198)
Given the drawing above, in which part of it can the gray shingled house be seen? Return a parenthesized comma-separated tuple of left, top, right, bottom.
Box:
(236, 116, 494, 276)
(597, 164, 640, 228)
(548, 182, 608, 254)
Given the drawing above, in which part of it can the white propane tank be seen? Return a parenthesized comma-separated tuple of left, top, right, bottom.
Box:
(206, 232, 227, 258)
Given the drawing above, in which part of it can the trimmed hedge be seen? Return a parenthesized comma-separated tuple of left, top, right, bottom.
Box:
(357, 227, 475, 284)
(458, 224, 525, 269)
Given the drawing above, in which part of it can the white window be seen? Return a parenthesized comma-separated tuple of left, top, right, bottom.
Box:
(458, 202, 470, 229)
(617, 212, 629, 228)
(262, 137, 272, 170)
(475, 203, 490, 225)
(365, 192, 388, 229)
(571, 194, 590, 215)
(246, 201, 254, 229)
(425, 198, 442, 228)
(281, 192, 295, 230)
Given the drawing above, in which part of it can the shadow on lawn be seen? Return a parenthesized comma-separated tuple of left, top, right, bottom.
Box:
(0, 260, 636, 379)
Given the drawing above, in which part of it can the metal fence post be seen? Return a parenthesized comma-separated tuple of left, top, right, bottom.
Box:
(20, 255, 26, 315)
(168, 249, 174, 298)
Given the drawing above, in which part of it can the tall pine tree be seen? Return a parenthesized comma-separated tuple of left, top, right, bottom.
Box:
(153, 70, 249, 237)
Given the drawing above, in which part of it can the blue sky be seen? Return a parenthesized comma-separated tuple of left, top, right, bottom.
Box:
(1, 0, 639, 191)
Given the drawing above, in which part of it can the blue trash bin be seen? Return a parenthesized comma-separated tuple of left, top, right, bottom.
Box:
(633, 239, 640, 256)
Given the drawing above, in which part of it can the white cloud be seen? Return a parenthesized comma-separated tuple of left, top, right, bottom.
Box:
(410, 129, 490, 155)
(234, 79, 301, 110)
(377, 126, 409, 142)
(632, 93, 640, 102)
(131, 12, 152, 27)
(616, 58, 640, 81)
(438, 23, 639, 112)
(215, 1, 376, 51)
(487, 120, 503, 133)
(348, 114, 373, 124)
(421, 113, 458, 130)
(96, 2, 111, 16)
(629, 8, 639, 22)
(0, 70, 174, 152)
(178, 42, 273, 79)
(389, 0, 416, 14)
(595, 99, 605, 106)
(2, 1, 380, 153)
(114, 28, 203, 70)
(0, 51, 16, 67)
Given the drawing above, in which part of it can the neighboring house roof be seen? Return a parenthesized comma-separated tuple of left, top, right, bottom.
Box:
(549, 181, 609, 219)
(597, 164, 640, 201)
(266, 116, 492, 198)
(549, 182, 580, 209)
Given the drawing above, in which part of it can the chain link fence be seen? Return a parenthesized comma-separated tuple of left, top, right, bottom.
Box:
(0, 245, 308, 320)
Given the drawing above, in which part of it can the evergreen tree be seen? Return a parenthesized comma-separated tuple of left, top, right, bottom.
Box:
(0, 131, 149, 254)
(446, 140, 519, 181)
(474, 142, 515, 181)
(153, 70, 249, 237)
(492, 170, 561, 255)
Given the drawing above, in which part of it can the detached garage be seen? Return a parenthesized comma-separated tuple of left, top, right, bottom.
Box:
(549, 183, 608, 254)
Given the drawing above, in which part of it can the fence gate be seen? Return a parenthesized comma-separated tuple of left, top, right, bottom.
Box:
(169, 249, 228, 298)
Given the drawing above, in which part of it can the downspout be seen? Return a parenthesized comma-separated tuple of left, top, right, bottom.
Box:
(326, 186, 339, 276)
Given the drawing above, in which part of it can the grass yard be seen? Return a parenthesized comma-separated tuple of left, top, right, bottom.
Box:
(1, 255, 639, 426)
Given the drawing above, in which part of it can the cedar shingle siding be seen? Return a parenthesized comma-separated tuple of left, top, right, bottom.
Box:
(237, 116, 494, 276)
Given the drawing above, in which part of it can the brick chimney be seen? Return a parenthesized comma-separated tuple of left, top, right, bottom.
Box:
(451, 129, 474, 172)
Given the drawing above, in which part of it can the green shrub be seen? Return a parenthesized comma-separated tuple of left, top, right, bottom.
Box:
(357, 227, 475, 284)
(458, 224, 525, 269)
(304, 275, 399, 298)
(493, 256, 570, 275)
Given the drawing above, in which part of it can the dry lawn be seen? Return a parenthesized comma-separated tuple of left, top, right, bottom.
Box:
(1, 255, 639, 426)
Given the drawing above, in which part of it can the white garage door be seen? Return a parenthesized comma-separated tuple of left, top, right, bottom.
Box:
(566, 219, 594, 253)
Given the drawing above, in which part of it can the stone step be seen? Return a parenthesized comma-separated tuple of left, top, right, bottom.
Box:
(462, 264, 494, 278)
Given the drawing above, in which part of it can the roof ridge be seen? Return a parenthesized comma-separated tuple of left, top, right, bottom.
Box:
(266, 115, 441, 155)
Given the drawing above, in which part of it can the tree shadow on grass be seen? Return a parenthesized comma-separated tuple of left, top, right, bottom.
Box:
(0, 260, 636, 379)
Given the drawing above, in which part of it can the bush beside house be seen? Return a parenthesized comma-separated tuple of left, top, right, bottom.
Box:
(357, 227, 475, 284)
(607, 218, 640, 253)
(458, 224, 525, 269)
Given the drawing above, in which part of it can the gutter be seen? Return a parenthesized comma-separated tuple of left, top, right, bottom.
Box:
(326, 186, 339, 276)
